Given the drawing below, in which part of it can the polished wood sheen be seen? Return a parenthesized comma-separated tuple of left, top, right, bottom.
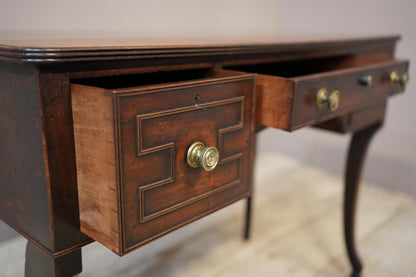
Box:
(344, 122, 382, 277)
(25, 241, 82, 277)
(71, 69, 256, 254)
(314, 101, 386, 134)
(0, 35, 409, 276)
(232, 57, 407, 131)
(0, 34, 400, 63)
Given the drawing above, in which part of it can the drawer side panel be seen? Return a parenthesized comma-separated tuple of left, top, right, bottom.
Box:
(71, 84, 121, 254)
(255, 74, 295, 130)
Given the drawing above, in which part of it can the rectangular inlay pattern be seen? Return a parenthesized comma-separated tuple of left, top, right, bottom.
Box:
(116, 77, 255, 251)
(71, 71, 256, 254)
(136, 97, 245, 222)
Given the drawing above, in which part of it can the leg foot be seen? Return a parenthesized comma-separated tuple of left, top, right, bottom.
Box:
(344, 122, 381, 277)
(243, 196, 252, 240)
(25, 241, 82, 277)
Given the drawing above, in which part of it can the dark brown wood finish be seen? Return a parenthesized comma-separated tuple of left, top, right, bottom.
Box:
(38, 71, 91, 252)
(243, 196, 252, 240)
(0, 35, 399, 64)
(0, 35, 409, 276)
(234, 57, 407, 131)
(292, 60, 406, 130)
(344, 122, 383, 277)
(314, 101, 386, 134)
(0, 62, 53, 248)
(0, 62, 89, 276)
(25, 241, 82, 277)
(71, 69, 256, 254)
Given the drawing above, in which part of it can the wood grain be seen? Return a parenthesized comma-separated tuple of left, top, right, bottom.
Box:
(38, 72, 91, 252)
(0, 34, 408, 275)
(0, 62, 53, 249)
(71, 69, 256, 255)
(71, 84, 121, 254)
(249, 58, 408, 131)
(0, 34, 399, 63)
(255, 74, 295, 130)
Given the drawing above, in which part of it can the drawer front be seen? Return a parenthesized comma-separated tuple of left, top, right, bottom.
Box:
(71, 71, 256, 254)
(120, 78, 255, 252)
(253, 59, 409, 131)
(292, 60, 408, 130)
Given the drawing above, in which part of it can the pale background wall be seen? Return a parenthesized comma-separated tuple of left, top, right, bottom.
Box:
(0, 0, 415, 241)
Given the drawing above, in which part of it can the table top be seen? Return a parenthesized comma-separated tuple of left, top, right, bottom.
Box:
(0, 33, 400, 63)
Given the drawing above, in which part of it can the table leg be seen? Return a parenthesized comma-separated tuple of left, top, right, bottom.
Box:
(344, 122, 382, 277)
(243, 196, 252, 240)
(25, 241, 82, 277)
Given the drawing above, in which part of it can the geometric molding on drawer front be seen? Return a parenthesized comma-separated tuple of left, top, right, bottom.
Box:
(136, 96, 245, 223)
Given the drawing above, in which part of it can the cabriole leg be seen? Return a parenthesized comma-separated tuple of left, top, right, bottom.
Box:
(344, 122, 381, 277)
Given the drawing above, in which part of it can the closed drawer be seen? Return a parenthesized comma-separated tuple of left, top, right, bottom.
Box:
(229, 56, 409, 131)
(71, 69, 256, 255)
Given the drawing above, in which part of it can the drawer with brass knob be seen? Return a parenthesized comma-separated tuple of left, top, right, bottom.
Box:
(228, 56, 409, 131)
(70, 68, 256, 255)
(316, 88, 341, 112)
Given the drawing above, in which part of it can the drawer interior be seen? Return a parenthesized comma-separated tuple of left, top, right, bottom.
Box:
(71, 68, 238, 89)
(225, 55, 393, 78)
(71, 55, 392, 89)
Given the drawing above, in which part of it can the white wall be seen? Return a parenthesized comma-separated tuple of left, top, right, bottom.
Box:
(0, 0, 281, 37)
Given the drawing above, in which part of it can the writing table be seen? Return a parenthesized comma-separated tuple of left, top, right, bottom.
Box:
(0, 34, 409, 276)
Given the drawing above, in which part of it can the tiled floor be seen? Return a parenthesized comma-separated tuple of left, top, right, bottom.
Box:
(1, 153, 415, 277)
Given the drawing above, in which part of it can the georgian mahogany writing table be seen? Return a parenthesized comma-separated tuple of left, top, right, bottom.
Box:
(0, 35, 409, 277)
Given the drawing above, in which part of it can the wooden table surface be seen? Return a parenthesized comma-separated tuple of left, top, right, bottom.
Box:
(0, 33, 400, 63)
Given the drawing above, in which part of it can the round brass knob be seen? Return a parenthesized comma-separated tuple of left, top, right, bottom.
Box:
(359, 75, 373, 87)
(390, 71, 409, 87)
(328, 90, 340, 111)
(316, 88, 341, 112)
(187, 141, 219, 171)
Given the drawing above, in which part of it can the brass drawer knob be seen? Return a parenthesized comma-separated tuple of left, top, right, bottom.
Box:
(187, 141, 219, 171)
(359, 75, 373, 87)
(316, 88, 341, 112)
(390, 71, 409, 87)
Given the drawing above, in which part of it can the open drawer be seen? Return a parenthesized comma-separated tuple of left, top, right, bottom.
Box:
(228, 56, 409, 131)
(71, 68, 256, 255)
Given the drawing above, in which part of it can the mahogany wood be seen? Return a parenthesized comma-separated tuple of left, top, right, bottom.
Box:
(314, 101, 386, 134)
(0, 34, 399, 63)
(244, 196, 252, 240)
(71, 83, 121, 253)
(0, 35, 409, 276)
(292, 60, 406, 130)
(25, 241, 82, 277)
(0, 62, 53, 249)
(234, 58, 407, 131)
(344, 122, 383, 277)
(71, 69, 256, 255)
(38, 71, 91, 252)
